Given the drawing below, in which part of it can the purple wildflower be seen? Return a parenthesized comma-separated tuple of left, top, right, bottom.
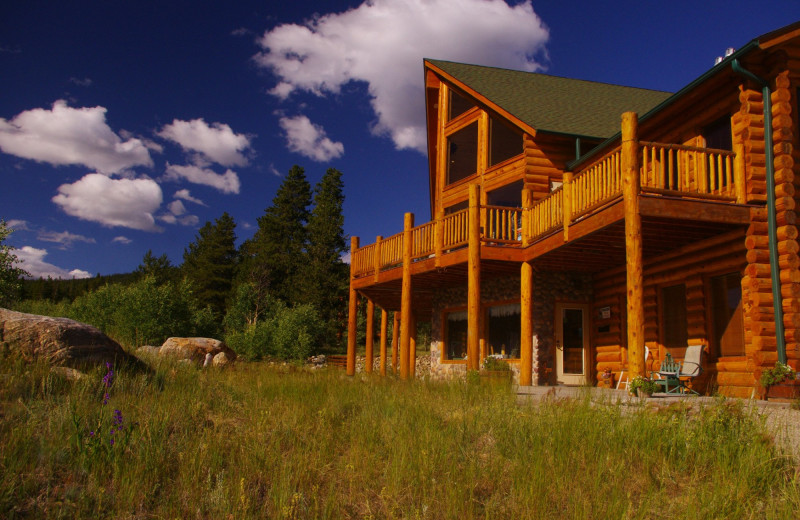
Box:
(109, 438, 115, 447)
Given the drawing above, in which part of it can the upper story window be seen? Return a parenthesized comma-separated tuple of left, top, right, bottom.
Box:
(489, 116, 523, 167)
(486, 180, 523, 208)
(447, 122, 478, 185)
(449, 89, 475, 121)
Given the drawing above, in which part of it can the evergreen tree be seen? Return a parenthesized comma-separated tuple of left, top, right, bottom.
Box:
(182, 212, 238, 318)
(0, 220, 28, 306)
(303, 168, 349, 348)
(246, 165, 312, 305)
(135, 250, 177, 285)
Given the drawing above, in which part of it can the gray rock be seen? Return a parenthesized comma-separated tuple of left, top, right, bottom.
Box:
(0, 308, 132, 369)
(159, 337, 237, 365)
(212, 351, 231, 367)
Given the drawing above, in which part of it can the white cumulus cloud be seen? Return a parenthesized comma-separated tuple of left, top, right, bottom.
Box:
(37, 229, 96, 249)
(163, 163, 240, 194)
(255, 0, 549, 152)
(0, 100, 153, 173)
(279, 115, 344, 161)
(52, 173, 163, 231)
(174, 189, 206, 206)
(112, 236, 132, 245)
(158, 118, 251, 167)
(14, 246, 91, 280)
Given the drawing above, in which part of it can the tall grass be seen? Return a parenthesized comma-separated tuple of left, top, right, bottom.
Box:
(1, 353, 797, 519)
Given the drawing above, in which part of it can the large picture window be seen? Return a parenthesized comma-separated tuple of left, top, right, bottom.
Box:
(486, 303, 521, 359)
(489, 116, 523, 167)
(446, 122, 478, 185)
(444, 310, 468, 360)
(710, 272, 744, 357)
(449, 89, 474, 121)
(661, 284, 688, 350)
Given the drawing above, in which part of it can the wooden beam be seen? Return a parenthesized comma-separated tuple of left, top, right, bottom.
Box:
(380, 308, 388, 376)
(400, 212, 414, 379)
(365, 298, 375, 374)
(520, 260, 534, 386)
(468, 183, 482, 371)
(346, 236, 360, 376)
(622, 112, 645, 379)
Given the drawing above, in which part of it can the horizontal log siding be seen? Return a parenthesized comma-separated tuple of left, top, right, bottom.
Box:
(593, 232, 749, 396)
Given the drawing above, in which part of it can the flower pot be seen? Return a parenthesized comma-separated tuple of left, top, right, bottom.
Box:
(765, 382, 800, 402)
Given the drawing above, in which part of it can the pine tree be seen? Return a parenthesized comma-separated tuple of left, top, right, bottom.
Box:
(182, 212, 238, 318)
(0, 220, 29, 306)
(247, 165, 312, 305)
(135, 250, 177, 285)
(303, 168, 349, 348)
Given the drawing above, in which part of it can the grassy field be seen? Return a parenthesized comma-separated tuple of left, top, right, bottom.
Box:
(1, 354, 798, 519)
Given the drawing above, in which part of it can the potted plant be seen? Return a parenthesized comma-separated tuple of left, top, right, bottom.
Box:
(600, 367, 614, 388)
(629, 375, 659, 398)
(759, 362, 799, 401)
(481, 356, 512, 383)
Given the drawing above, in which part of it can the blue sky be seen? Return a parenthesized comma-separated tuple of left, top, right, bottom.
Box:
(1, 0, 799, 279)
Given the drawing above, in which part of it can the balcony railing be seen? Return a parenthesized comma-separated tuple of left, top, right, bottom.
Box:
(351, 141, 743, 279)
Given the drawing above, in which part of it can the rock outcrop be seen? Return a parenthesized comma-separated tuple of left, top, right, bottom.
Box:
(159, 337, 237, 365)
(0, 308, 132, 368)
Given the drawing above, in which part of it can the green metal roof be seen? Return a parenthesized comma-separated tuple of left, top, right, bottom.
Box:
(427, 59, 672, 139)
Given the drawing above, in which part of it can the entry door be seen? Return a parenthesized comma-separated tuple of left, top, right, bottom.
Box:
(555, 303, 589, 385)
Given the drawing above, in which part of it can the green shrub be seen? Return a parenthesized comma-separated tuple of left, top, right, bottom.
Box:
(225, 302, 322, 361)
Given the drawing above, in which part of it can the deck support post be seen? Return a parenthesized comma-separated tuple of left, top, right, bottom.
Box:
(391, 312, 400, 373)
(434, 208, 444, 267)
(733, 143, 747, 204)
(520, 260, 534, 386)
(380, 308, 388, 376)
(373, 235, 383, 283)
(409, 312, 417, 378)
(346, 236, 360, 376)
(522, 188, 533, 247)
(400, 212, 414, 379)
(622, 111, 645, 379)
(562, 172, 573, 241)
(365, 298, 375, 373)
(468, 184, 482, 371)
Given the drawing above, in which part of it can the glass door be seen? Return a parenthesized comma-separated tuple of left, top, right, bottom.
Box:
(555, 303, 589, 385)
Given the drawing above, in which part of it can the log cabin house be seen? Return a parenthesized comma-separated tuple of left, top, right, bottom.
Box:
(345, 21, 800, 398)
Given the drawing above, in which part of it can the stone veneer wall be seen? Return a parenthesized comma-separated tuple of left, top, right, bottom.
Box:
(428, 270, 593, 384)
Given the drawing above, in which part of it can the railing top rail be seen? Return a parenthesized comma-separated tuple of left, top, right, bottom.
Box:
(639, 141, 735, 156)
(481, 204, 522, 211)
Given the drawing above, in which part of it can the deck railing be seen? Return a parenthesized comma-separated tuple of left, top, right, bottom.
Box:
(570, 147, 623, 218)
(412, 221, 435, 260)
(442, 208, 469, 249)
(640, 142, 736, 199)
(484, 205, 522, 244)
(351, 141, 743, 278)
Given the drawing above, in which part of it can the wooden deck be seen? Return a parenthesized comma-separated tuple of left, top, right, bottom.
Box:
(351, 140, 750, 315)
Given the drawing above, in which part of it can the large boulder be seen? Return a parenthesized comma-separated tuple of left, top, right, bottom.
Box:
(159, 337, 237, 365)
(0, 308, 132, 368)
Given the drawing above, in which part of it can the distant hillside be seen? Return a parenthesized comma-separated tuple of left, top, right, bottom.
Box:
(20, 272, 140, 302)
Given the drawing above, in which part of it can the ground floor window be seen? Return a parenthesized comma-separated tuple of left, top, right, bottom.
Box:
(661, 284, 687, 350)
(710, 272, 744, 357)
(486, 303, 521, 359)
(444, 310, 468, 360)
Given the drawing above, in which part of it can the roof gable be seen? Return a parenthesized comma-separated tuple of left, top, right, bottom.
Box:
(426, 59, 672, 139)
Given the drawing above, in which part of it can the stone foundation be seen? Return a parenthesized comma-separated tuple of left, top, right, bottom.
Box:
(427, 270, 593, 383)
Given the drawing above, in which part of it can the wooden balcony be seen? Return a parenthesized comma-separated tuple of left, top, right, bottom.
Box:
(352, 140, 750, 296)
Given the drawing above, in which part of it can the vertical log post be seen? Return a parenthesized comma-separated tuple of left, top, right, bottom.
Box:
(346, 236, 360, 376)
(373, 235, 383, 283)
(520, 261, 534, 386)
(409, 312, 417, 378)
(365, 298, 375, 374)
(562, 172, 573, 241)
(522, 188, 533, 247)
(380, 308, 388, 376)
(468, 184, 482, 371)
(622, 112, 645, 379)
(400, 212, 414, 379)
(734, 143, 747, 204)
(434, 208, 444, 267)
(391, 312, 400, 373)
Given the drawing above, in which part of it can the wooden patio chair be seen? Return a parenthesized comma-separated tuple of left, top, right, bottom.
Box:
(654, 353, 682, 394)
(675, 345, 704, 395)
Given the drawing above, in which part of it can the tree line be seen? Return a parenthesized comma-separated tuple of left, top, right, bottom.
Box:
(5, 166, 350, 360)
